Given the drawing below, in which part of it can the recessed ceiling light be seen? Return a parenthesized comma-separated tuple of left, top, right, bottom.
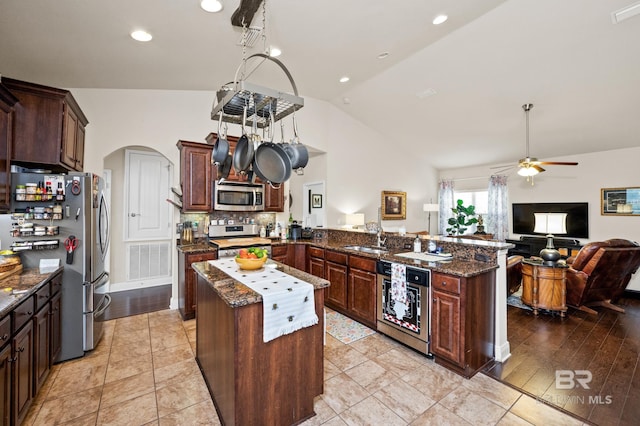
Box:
(339, 76, 350, 83)
(432, 14, 448, 25)
(269, 46, 282, 57)
(377, 52, 390, 59)
(200, 0, 223, 13)
(131, 30, 152, 42)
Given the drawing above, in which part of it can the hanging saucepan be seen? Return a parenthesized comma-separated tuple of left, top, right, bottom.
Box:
(233, 102, 254, 174)
(287, 111, 309, 173)
(217, 154, 233, 183)
(252, 129, 292, 187)
(211, 111, 229, 166)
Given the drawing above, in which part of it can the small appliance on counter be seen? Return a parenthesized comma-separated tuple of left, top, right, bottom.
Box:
(289, 222, 302, 241)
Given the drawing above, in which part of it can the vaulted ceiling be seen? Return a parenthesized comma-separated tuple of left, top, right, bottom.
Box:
(1, 0, 639, 170)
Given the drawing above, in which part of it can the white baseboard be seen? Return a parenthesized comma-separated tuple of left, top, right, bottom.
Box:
(494, 341, 512, 363)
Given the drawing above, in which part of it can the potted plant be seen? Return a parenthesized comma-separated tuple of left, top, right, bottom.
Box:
(446, 199, 478, 235)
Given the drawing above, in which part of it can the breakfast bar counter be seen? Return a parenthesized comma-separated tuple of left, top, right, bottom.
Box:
(192, 260, 329, 426)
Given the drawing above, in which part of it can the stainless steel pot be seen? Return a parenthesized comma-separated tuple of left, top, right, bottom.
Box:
(211, 112, 229, 165)
(233, 103, 254, 174)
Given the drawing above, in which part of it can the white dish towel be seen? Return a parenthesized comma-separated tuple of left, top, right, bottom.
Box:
(391, 262, 408, 319)
(209, 258, 319, 342)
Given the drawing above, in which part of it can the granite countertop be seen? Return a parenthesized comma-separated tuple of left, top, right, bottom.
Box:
(0, 267, 64, 317)
(192, 260, 330, 308)
(177, 242, 217, 254)
(272, 239, 498, 277)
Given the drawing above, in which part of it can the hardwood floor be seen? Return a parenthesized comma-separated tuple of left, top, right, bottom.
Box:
(484, 296, 640, 426)
(103, 284, 172, 320)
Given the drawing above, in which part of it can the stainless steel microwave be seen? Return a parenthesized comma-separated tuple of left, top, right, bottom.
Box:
(213, 182, 264, 211)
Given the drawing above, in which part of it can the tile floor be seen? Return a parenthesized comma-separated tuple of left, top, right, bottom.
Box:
(23, 308, 588, 425)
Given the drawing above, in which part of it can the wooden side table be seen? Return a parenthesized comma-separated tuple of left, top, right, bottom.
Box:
(521, 259, 568, 317)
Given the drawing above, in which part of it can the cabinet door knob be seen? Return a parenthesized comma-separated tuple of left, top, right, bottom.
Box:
(441, 282, 447, 286)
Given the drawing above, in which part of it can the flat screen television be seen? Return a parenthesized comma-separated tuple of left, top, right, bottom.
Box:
(512, 202, 589, 239)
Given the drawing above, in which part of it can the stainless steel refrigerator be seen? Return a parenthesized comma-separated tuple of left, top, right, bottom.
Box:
(6, 172, 110, 362)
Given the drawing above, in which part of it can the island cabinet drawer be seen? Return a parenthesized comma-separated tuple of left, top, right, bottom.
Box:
(432, 273, 461, 295)
(12, 296, 35, 333)
(271, 245, 288, 257)
(349, 255, 376, 272)
(0, 315, 10, 348)
(35, 282, 51, 311)
(308, 246, 325, 259)
(326, 250, 348, 265)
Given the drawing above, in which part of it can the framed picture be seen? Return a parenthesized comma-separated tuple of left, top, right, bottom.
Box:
(601, 187, 640, 215)
(381, 191, 406, 220)
(311, 194, 322, 208)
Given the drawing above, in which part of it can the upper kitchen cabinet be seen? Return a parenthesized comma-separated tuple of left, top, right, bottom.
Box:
(178, 140, 213, 212)
(3, 78, 88, 172)
(0, 81, 19, 213)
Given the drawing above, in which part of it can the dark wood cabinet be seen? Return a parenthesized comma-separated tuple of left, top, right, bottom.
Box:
(347, 256, 377, 329)
(0, 343, 11, 426)
(50, 291, 62, 364)
(271, 244, 288, 264)
(3, 78, 88, 172)
(33, 304, 50, 395)
(178, 249, 217, 320)
(307, 246, 325, 278)
(263, 183, 284, 212)
(178, 140, 213, 212)
(324, 250, 349, 311)
(431, 270, 496, 378)
(0, 82, 18, 214)
(12, 320, 33, 425)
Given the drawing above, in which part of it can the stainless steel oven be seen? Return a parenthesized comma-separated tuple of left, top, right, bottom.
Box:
(376, 261, 432, 356)
(213, 182, 264, 211)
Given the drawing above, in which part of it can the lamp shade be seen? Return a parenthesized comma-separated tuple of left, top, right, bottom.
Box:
(345, 213, 365, 227)
(533, 212, 567, 235)
(423, 203, 439, 212)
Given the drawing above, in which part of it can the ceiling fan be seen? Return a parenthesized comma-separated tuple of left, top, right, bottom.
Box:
(498, 103, 578, 184)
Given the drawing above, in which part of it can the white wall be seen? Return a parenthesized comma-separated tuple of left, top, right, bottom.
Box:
(71, 88, 439, 300)
(440, 146, 640, 291)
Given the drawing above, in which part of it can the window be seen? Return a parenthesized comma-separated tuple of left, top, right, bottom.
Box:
(453, 190, 488, 234)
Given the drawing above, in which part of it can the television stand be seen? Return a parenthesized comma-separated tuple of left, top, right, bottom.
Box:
(506, 236, 583, 259)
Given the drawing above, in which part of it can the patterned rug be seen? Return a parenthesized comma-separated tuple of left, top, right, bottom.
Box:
(507, 288, 532, 311)
(326, 311, 376, 344)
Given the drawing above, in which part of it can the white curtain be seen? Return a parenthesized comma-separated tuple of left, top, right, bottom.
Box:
(487, 174, 509, 241)
(438, 180, 455, 235)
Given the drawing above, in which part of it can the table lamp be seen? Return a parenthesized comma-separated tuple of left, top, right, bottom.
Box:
(345, 213, 365, 229)
(533, 212, 567, 265)
(423, 203, 440, 235)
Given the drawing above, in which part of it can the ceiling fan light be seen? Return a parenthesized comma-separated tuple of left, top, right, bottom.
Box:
(518, 166, 539, 177)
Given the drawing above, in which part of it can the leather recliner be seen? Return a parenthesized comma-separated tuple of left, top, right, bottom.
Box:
(507, 255, 524, 296)
(565, 239, 640, 314)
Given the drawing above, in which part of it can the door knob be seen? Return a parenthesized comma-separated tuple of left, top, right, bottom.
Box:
(130, 213, 139, 217)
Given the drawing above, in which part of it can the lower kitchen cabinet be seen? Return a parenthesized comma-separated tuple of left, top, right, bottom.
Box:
(12, 320, 33, 425)
(324, 250, 348, 311)
(347, 255, 377, 329)
(178, 249, 217, 320)
(50, 291, 62, 365)
(431, 270, 496, 378)
(0, 343, 11, 426)
(307, 246, 325, 278)
(271, 244, 306, 271)
(33, 304, 50, 395)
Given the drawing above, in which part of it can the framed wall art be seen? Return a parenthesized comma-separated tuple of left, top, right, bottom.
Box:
(381, 191, 406, 220)
(311, 194, 322, 208)
(601, 187, 640, 215)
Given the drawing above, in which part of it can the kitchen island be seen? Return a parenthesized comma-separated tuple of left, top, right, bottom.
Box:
(192, 260, 329, 426)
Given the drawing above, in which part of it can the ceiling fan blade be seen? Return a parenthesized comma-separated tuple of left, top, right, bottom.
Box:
(537, 161, 578, 166)
(533, 165, 545, 173)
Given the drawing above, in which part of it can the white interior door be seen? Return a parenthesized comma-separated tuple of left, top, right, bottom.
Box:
(302, 181, 326, 228)
(125, 150, 172, 241)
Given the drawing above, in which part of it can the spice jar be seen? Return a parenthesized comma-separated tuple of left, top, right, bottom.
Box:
(25, 183, 37, 201)
(15, 185, 26, 201)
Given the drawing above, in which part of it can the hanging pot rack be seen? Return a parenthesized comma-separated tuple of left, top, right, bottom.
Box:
(211, 53, 304, 129)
